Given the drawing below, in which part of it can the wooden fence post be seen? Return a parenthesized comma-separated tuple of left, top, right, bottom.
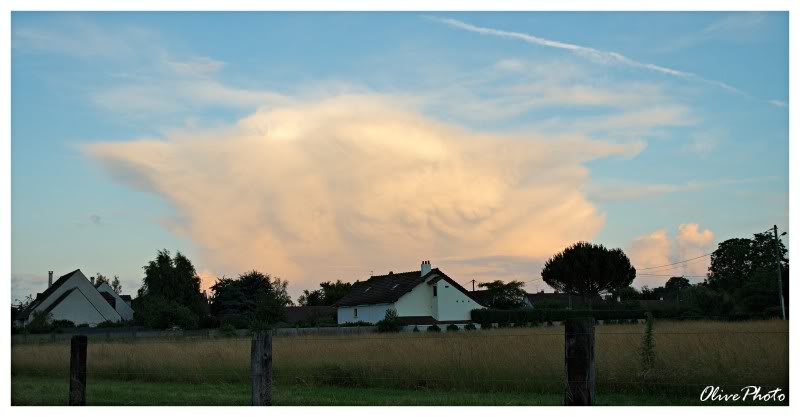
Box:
(69, 335, 88, 406)
(564, 318, 595, 406)
(251, 331, 273, 406)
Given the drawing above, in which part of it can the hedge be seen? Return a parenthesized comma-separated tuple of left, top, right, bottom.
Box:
(471, 308, 678, 325)
(470, 308, 779, 324)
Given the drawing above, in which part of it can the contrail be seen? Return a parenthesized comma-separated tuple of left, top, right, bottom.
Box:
(426, 16, 786, 108)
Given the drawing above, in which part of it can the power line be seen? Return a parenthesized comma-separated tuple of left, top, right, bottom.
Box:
(636, 253, 712, 271)
(637, 274, 707, 278)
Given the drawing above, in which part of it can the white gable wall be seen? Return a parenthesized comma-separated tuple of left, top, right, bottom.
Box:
(433, 279, 480, 321)
(337, 303, 395, 324)
(47, 289, 109, 326)
(26, 270, 122, 326)
(95, 282, 135, 321)
(393, 276, 434, 317)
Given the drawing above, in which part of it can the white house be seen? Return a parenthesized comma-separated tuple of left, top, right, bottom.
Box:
(335, 261, 485, 325)
(15, 269, 134, 327)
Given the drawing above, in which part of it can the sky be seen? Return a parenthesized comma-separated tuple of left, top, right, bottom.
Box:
(10, 12, 789, 302)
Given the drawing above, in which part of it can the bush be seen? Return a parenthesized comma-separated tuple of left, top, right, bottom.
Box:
(219, 323, 238, 338)
(135, 296, 200, 329)
(427, 324, 441, 332)
(464, 323, 477, 331)
(376, 308, 402, 333)
(50, 319, 75, 329)
(412, 326, 420, 332)
(446, 324, 460, 332)
(640, 312, 656, 371)
(471, 307, 695, 324)
(338, 321, 373, 327)
(96, 320, 134, 328)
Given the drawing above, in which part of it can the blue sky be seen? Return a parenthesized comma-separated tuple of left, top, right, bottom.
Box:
(10, 12, 789, 301)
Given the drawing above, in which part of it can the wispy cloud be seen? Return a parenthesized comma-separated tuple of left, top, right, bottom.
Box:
(426, 16, 785, 107)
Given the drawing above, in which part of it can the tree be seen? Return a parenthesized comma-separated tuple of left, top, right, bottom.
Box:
(708, 232, 787, 294)
(298, 289, 325, 306)
(94, 273, 109, 287)
(111, 275, 122, 293)
(210, 270, 293, 328)
(135, 249, 207, 327)
(664, 277, 690, 292)
(541, 242, 636, 305)
(477, 280, 527, 309)
(297, 280, 353, 306)
(707, 231, 789, 315)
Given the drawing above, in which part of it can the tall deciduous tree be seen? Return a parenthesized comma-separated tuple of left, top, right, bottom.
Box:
(541, 242, 636, 305)
(298, 280, 353, 306)
(477, 280, 527, 309)
(137, 249, 206, 319)
(210, 270, 292, 328)
(707, 232, 788, 295)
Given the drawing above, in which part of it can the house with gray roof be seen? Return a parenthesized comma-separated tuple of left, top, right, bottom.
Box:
(15, 269, 134, 327)
(334, 261, 485, 325)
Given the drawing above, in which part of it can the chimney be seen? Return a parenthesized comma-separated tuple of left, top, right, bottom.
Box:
(91, 276, 95, 285)
(421, 260, 431, 276)
(48, 271, 53, 287)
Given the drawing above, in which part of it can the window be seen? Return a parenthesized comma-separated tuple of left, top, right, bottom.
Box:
(354, 308, 358, 318)
(433, 286, 437, 297)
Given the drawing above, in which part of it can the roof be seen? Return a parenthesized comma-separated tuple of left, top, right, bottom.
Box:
(334, 270, 429, 307)
(17, 269, 82, 321)
(335, 268, 486, 308)
(120, 295, 132, 302)
(285, 306, 336, 324)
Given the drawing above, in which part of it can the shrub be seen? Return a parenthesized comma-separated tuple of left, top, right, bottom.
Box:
(135, 296, 200, 329)
(412, 326, 420, 332)
(640, 312, 656, 371)
(338, 321, 373, 327)
(427, 324, 441, 332)
(376, 308, 402, 333)
(219, 323, 238, 338)
(446, 324, 460, 332)
(464, 323, 477, 331)
(50, 319, 75, 329)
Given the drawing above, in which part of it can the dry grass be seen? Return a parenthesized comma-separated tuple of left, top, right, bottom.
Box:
(11, 320, 788, 394)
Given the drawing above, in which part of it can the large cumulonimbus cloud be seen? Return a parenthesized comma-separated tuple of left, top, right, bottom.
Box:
(83, 94, 643, 291)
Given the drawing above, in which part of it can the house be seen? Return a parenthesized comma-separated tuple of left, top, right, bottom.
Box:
(15, 269, 135, 327)
(334, 261, 485, 325)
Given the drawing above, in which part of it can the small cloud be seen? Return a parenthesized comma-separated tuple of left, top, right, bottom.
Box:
(89, 214, 103, 225)
(681, 131, 720, 156)
(703, 12, 766, 35)
(165, 55, 226, 76)
(769, 99, 787, 108)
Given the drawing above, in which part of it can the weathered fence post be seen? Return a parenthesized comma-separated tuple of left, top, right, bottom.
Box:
(564, 318, 595, 406)
(251, 331, 273, 406)
(69, 335, 88, 406)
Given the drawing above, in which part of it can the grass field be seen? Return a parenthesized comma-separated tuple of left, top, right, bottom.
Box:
(12, 375, 785, 406)
(11, 320, 789, 405)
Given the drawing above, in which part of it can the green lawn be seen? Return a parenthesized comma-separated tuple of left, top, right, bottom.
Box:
(11, 376, 786, 406)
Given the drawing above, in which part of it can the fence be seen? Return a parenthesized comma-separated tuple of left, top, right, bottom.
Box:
(11, 318, 789, 406)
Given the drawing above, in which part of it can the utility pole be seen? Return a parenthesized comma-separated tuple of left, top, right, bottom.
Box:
(772, 225, 787, 320)
(469, 279, 476, 291)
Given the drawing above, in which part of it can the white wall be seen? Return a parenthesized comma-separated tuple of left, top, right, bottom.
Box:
(26, 270, 122, 326)
(394, 276, 434, 317)
(337, 303, 395, 324)
(434, 279, 480, 321)
(47, 289, 109, 326)
(95, 282, 135, 321)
